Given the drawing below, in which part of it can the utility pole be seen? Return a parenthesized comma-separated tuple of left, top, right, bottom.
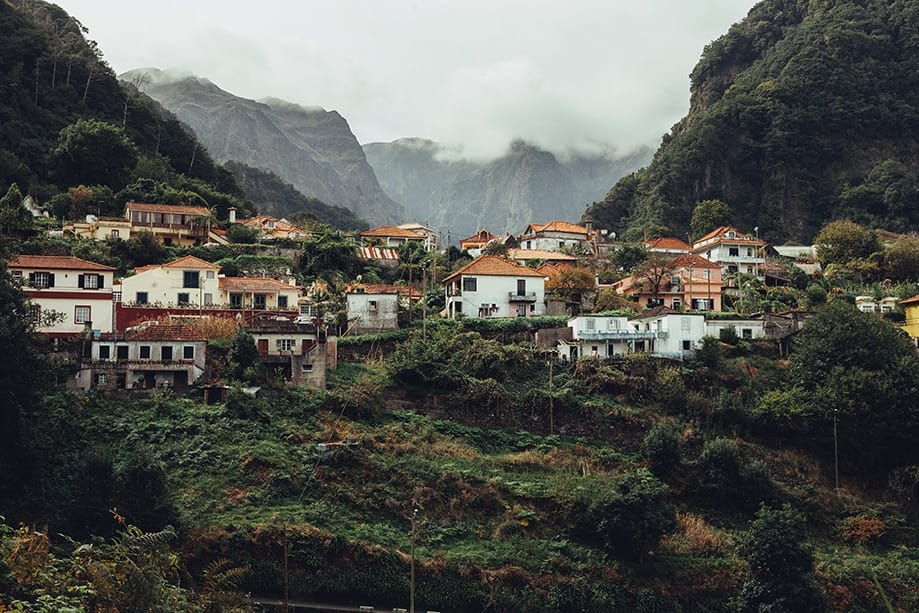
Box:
(548, 357, 554, 435)
(833, 408, 839, 494)
(283, 520, 289, 613)
(410, 508, 418, 613)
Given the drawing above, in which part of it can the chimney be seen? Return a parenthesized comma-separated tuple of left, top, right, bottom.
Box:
(229, 207, 237, 223)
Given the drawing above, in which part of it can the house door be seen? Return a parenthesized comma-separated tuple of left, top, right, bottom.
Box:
(516, 304, 527, 317)
(257, 339, 269, 356)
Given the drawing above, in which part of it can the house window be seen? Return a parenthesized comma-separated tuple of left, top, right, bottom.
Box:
(672, 298, 681, 310)
(369, 300, 378, 311)
(517, 279, 527, 296)
(136, 292, 148, 305)
(95, 373, 107, 385)
(462, 277, 477, 292)
(99, 345, 110, 359)
(747, 248, 753, 256)
(230, 293, 243, 308)
(82, 274, 100, 289)
(742, 328, 753, 339)
(682, 340, 691, 350)
(278, 295, 288, 308)
(206, 270, 215, 279)
(183, 345, 195, 359)
(74, 306, 91, 324)
(116, 345, 128, 360)
(139, 345, 151, 359)
(681, 317, 691, 331)
(177, 292, 190, 305)
(254, 294, 267, 309)
(183, 270, 200, 288)
(586, 318, 595, 330)
(31, 272, 52, 288)
(113, 291, 122, 302)
(28, 304, 40, 323)
(161, 346, 173, 361)
(301, 363, 313, 373)
(729, 247, 739, 257)
(276, 339, 295, 351)
(111, 229, 119, 238)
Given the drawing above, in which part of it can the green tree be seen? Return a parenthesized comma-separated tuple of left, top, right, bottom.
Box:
(612, 243, 649, 272)
(789, 300, 919, 468)
(227, 328, 262, 383)
(738, 504, 823, 612)
(50, 118, 140, 190)
(813, 219, 880, 269)
(690, 199, 732, 241)
(0, 183, 33, 235)
(298, 225, 363, 285)
(564, 469, 676, 561)
(641, 422, 682, 476)
(884, 233, 919, 281)
(226, 223, 259, 244)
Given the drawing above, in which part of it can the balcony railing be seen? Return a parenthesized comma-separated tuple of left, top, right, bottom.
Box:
(576, 330, 667, 340)
(508, 292, 537, 302)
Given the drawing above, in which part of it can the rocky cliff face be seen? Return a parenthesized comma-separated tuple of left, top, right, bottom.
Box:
(129, 71, 404, 225)
(363, 138, 650, 240)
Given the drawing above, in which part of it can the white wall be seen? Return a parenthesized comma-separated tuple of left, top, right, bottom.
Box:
(450, 274, 545, 318)
(347, 293, 400, 332)
(121, 267, 220, 306)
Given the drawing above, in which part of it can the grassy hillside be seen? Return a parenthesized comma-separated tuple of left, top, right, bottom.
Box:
(6, 319, 917, 611)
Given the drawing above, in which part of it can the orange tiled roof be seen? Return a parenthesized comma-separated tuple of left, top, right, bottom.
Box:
(645, 237, 692, 252)
(900, 294, 919, 306)
(346, 283, 422, 298)
(460, 230, 499, 244)
(361, 225, 425, 239)
(8, 255, 115, 271)
(442, 255, 545, 283)
(535, 263, 559, 275)
(693, 226, 765, 247)
(219, 277, 299, 292)
(126, 323, 206, 342)
(161, 255, 221, 269)
(631, 305, 684, 320)
(124, 201, 211, 216)
(526, 221, 588, 235)
(670, 254, 721, 269)
(507, 248, 578, 261)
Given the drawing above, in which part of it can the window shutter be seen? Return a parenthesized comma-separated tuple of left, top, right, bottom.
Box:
(28, 273, 35, 285)
(78, 275, 85, 288)
(98, 274, 104, 288)
(48, 273, 55, 287)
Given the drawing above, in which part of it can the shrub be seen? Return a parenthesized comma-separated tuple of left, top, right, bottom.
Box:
(641, 422, 681, 476)
(564, 469, 676, 560)
(652, 366, 686, 411)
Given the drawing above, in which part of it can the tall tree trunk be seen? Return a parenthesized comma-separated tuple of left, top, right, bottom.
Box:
(50, 59, 57, 89)
(82, 65, 94, 104)
(65, 58, 72, 85)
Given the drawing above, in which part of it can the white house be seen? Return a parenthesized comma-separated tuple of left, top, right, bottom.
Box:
(345, 283, 421, 334)
(8, 255, 117, 337)
(692, 226, 766, 286)
(247, 315, 334, 389)
(72, 322, 208, 391)
(704, 318, 766, 341)
(121, 256, 221, 307)
(218, 277, 301, 310)
(443, 255, 546, 319)
(629, 307, 706, 359)
(360, 225, 427, 249)
(519, 221, 590, 252)
(558, 315, 661, 361)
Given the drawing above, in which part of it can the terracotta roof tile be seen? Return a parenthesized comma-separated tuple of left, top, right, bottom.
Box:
(124, 201, 211, 216)
(162, 255, 221, 269)
(900, 294, 919, 306)
(219, 277, 300, 292)
(631, 305, 684, 320)
(460, 230, 499, 244)
(125, 323, 206, 341)
(670, 254, 721, 269)
(361, 225, 425, 239)
(8, 255, 115, 271)
(693, 226, 765, 247)
(507, 248, 578, 261)
(346, 283, 422, 297)
(525, 220, 588, 235)
(645, 237, 692, 252)
(442, 255, 545, 283)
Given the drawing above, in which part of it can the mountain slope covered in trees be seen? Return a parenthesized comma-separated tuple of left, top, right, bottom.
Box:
(587, 0, 919, 243)
(364, 138, 650, 239)
(0, 1, 238, 207)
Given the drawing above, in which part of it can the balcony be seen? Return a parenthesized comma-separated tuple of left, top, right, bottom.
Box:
(576, 330, 667, 341)
(508, 291, 538, 302)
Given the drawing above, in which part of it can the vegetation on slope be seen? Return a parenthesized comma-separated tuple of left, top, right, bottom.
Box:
(587, 0, 919, 243)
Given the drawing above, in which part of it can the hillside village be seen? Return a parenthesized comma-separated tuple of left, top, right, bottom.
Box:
(8, 192, 919, 398)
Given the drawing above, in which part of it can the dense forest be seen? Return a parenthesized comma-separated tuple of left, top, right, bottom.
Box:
(587, 0, 919, 243)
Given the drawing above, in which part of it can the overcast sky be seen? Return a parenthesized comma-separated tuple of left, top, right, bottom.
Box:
(54, 0, 758, 159)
